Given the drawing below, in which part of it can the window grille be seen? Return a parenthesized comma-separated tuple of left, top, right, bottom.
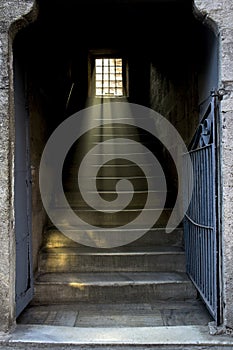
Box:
(95, 58, 123, 97)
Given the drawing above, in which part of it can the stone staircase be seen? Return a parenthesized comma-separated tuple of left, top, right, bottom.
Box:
(33, 123, 197, 305)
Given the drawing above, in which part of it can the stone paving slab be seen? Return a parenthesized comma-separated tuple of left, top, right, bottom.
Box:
(17, 300, 212, 328)
(0, 324, 232, 349)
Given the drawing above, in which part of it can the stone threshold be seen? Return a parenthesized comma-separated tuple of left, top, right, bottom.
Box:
(0, 324, 232, 349)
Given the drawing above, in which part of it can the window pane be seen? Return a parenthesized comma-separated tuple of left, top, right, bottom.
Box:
(96, 66, 102, 73)
(96, 74, 102, 81)
(96, 88, 103, 95)
(116, 88, 123, 96)
(96, 59, 102, 66)
(116, 67, 122, 74)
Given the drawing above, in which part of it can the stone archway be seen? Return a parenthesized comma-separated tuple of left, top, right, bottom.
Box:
(0, 0, 232, 334)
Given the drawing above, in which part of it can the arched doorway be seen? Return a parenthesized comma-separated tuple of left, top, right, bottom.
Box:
(13, 0, 222, 326)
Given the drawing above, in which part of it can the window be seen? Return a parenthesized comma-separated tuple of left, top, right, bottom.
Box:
(95, 58, 123, 97)
(88, 51, 128, 98)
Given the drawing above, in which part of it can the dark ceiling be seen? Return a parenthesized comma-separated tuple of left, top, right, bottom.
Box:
(34, 0, 194, 51)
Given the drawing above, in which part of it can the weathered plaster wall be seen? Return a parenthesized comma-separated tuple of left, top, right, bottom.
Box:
(0, 0, 35, 332)
(150, 67, 199, 214)
(150, 64, 198, 147)
(194, 0, 233, 329)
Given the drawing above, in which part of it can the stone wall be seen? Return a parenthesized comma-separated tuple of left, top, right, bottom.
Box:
(0, 0, 36, 332)
(150, 63, 198, 148)
(194, 0, 233, 329)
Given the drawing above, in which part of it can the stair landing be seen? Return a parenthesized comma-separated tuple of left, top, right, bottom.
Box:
(18, 299, 212, 328)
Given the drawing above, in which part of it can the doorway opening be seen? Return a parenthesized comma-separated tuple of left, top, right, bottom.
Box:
(13, 0, 221, 328)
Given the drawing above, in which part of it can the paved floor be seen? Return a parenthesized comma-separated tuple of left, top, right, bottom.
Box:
(17, 298, 213, 328)
(3, 301, 232, 350)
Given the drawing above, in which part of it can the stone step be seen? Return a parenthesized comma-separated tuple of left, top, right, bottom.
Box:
(71, 130, 150, 141)
(63, 176, 165, 192)
(73, 123, 160, 136)
(82, 127, 148, 137)
(88, 123, 142, 131)
(33, 272, 197, 304)
(38, 246, 186, 273)
(67, 133, 162, 154)
(17, 300, 213, 328)
(63, 163, 166, 177)
(90, 139, 162, 147)
(56, 190, 172, 208)
(65, 149, 166, 171)
(47, 208, 174, 227)
(43, 227, 184, 249)
(7, 324, 233, 349)
(71, 140, 158, 153)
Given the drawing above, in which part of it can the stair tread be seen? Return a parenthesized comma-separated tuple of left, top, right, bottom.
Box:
(45, 226, 183, 233)
(40, 246, 184, 255)
(35, 272, 191, 285)
(68, 175, 165, 180)
(11, 325, 223, 345)
(48, 208, 173, 213)
(43, 227, 184, 249)
(46, 226, 183, 232)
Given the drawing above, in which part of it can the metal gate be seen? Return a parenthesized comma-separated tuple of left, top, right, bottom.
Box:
(14, 54, 33, 317)
(183, 94, 221, 323)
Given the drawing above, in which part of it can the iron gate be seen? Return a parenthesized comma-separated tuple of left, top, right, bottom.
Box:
(183, 94, 221, 323)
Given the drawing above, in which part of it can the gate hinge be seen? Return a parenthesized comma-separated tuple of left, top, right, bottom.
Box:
(211, 88, 230, 101)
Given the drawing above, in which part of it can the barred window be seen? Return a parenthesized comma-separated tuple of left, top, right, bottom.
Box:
(95, 58, 123, 97)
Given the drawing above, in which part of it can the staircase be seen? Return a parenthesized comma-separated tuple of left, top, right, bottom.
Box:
(33, 122, 197, 306)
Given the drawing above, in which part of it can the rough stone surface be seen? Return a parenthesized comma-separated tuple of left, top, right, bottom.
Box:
(0, 0, 35, 333)
(194, 0, 233, 330)
(0, 324, 233, 349)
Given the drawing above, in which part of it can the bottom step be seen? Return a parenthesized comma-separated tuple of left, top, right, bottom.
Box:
(33, 272, 197, 304)
(5, 324, 233, 349)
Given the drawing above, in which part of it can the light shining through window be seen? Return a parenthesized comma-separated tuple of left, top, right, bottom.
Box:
(95, 58, 123, 97)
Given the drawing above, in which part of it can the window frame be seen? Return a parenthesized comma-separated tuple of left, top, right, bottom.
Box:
(88, 50, 129, 98)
